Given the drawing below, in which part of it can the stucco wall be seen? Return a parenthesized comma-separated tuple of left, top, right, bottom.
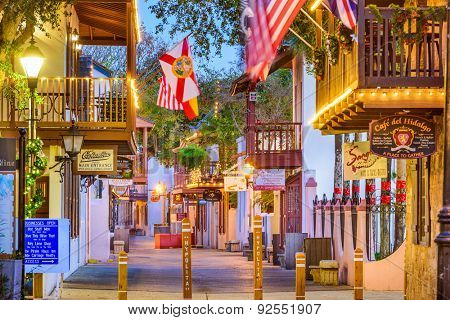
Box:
(404, 116, 443, 300)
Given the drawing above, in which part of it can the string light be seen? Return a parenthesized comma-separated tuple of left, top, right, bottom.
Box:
(310, 0, 322, 11)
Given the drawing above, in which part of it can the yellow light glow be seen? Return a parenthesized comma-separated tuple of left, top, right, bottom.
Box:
(155, 182, 166, 195)
(394, 91, 399, 96)
(371, 92, 375, 96)
(134, 0, 142, 43)
(382, 92, 387, 97)
(429, 91, 433, 96)
(131, 79, 140, 109)
(418, 91, 422, 96)
(358, 92, 364, 97)
(310, 0, 322, 11)
(406, 91, 410, 95)
(310, 88, 353, 124)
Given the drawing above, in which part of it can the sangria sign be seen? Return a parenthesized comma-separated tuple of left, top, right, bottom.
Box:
(75, 146, 117, 175)
(344, 141, 387, 180)
(369, 115, 436, 159)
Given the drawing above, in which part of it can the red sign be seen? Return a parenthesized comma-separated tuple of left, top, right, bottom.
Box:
(150, 191, 160, 203)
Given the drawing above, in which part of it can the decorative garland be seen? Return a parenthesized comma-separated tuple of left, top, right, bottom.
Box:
(336, 22, 354, 55)
(325, 34, 339, 66)
(369, 5, 446, 45)
(312, 47, 326, 80)
(25, 138, 48, 218)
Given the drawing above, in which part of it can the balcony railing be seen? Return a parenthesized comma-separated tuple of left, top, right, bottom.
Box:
(247, 122, 302, 169)
(0, 77, 129, 129)
(129, 184, 148, 201)
(133, 153, 147, 178)
(317, 4, 446, 113)
(174, 161, 222, 189)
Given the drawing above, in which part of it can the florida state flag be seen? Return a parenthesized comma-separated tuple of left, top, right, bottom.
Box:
(159, 37, 200, 104)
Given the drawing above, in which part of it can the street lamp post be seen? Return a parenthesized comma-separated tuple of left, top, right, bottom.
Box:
(155, 182, 168, 225)
(18, 36, 45, 298)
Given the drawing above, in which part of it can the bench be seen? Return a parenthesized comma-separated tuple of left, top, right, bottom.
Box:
(310, 265, 321, 283)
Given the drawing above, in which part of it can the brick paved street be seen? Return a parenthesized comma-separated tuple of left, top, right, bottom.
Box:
(61, 236, 402, 300)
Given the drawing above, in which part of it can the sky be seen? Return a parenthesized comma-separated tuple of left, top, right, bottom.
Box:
(138, 0, 239, 72)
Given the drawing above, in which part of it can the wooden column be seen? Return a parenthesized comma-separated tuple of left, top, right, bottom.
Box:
(118, 251, 128, 300)
(246, 82, 256, 159)
(354, 248, 363, 300)
(253, 215, 263, 300)
(436, 0, 450, 300)
(295, 252, 306, 300)
(143, 127, 148, 176)
(182, 218, 192, 299)
(126, 2, 137, 133)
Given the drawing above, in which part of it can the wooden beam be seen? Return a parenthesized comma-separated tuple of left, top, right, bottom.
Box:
(76, 0, 130, 3)
(79, 38, 126, 46)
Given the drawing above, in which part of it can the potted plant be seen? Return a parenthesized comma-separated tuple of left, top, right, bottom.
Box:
(177, 144, 208, 170)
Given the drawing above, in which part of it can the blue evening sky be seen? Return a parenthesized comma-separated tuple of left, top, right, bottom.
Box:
(138, 0, 239, 71)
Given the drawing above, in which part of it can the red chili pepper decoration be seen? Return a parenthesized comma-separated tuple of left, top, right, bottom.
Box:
(396, 193, 407, 203)
(352, 185, 360, 193)
(381, 195, 391, 204)
(366, 184, 376, 193)
(334, 187, 342, 194)
(343, 188, 350, 197)
(381, 181, 391, 191)
(396, 180, 407, 189)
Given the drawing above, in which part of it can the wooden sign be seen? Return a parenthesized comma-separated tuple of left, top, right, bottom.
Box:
(0, 138, 16, 173)
(344, 141, 387, 180)
(74, 145, 117, 175)
(173, 193, 184, 204)
(369, 115, 436, 159)
(181, 218, 192, 299)
(253, 215, 263, 300)
(177, 213, 187, 221)
(203, 189, 222, 202)
(107, 156, 133, 179)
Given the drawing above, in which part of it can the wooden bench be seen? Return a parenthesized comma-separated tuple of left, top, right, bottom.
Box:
(310, 265, 321, 283)
(319, 260, 339, 286)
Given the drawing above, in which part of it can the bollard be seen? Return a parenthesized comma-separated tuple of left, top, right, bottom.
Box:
(295, 252, 306, 300)
(182, 218, 192, 299)
(33, 273, 44, 299)
(118, 251, 128, 300)
(354, 247, 363, 300)
(253, 215, 263, 300)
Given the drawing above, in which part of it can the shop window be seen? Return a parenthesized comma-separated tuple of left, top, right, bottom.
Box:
(413, 157, 431, 246)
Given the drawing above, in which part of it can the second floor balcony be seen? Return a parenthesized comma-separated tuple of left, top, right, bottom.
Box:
(174, 161, 223, 190)
(314, 2, 446, 134)
(246, 122, 302, 169)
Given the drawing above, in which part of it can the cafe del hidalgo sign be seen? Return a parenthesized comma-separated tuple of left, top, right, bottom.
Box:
(369, 115, 436, 159)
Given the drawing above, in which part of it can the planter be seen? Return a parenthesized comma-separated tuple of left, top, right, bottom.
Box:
(0, 259, 22, 300)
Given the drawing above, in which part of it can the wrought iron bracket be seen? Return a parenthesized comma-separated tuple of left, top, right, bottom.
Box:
(49, 155, 71, 183)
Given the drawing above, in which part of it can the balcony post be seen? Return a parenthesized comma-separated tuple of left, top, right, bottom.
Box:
(357, 0, 365, 87)
(247, 82, 256, 158)
(436, 1, 450, 300)
(126, 2, 137, 134)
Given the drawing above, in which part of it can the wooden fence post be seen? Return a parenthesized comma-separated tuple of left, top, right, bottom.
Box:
(33, 273, 44, 299)
(253, 215, 263, 300)
(296, 252, 306, 300)
(182, 218, 192, 299)
(118, 251, 128, 300)
(354, 247, 363, 300)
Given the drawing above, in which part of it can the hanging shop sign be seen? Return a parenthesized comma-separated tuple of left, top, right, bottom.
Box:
(344, 141, 388, 180)
(0, 138, 16, 173)
(173, 193, 184, 204)
(109, 179, 133, 187)
(150, 191, 160, 203)
(107, 156, 133, 179)
(203, 189, 222, 202)
(74, 145, 117, 175)
(369, 115, 436, 159)
(253, 169, 285, 191)
(224, 175, 247, 192)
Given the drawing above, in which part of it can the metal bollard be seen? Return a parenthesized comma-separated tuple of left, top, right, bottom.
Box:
(253, 215, 263, 300)
(182, 218, 192, 299)
(295, 252, 306, 300)
(354, 247, 363, 300)
(118, 251, 128, 300)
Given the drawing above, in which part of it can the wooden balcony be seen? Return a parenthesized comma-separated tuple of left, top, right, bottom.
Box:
(173, 161, 224, 193)
(314, 3, 446, 134)
(132, 153, 147, 184)
(0, 77, 137, 154)
(246, 122, 302, 169)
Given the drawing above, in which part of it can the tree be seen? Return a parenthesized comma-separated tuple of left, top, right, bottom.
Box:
(0, 0, 71, 85)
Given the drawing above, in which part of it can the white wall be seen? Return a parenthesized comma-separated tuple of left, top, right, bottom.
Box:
(302, 69, 335, 198)
(147, 157, 173, 236)
(88, 178, 111, 262)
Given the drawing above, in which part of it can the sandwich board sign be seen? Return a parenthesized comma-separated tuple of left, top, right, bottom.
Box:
(24, 219, 70, 273)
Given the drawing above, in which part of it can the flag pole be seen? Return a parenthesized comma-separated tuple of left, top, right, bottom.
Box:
(288, 28, 314, 50)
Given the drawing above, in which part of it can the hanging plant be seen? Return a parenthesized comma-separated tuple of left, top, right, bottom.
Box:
(24, 138, 48, 218)
(325, 34, 339, 66)
(313, 47, 326, 80)
(255, 191, 274, 214)
(336, 22, 354, 55)
(177, 144, 208, 170)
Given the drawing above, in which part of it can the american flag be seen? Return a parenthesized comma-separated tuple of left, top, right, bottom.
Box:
(323, 0, 357, 30)
(157, 76, 184, 111)
(246, 0, 307, 81)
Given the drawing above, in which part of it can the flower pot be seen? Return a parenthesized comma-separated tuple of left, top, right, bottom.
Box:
(0, 259, 23, 299)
